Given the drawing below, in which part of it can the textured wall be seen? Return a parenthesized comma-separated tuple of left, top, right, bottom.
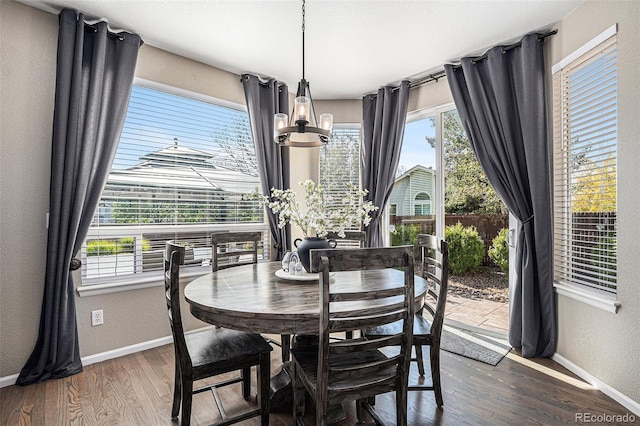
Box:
(550, 0, 640, 404)
(0, 1, 58, 378)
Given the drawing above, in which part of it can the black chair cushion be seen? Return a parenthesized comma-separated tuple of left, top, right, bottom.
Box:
(187, 327, 272, 370)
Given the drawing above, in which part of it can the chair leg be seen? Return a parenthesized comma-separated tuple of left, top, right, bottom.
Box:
(396, 388, 408, 426)
(356, 399, 366, 422)
(242, 367, 251, 400)
(171, 361, 181, 418)
(430, 344, 444, 407)
(180, 378, 193, 426)
(292, 363, 306, 425)
(281, 334, 291, 362)
(415, 343, 426, 377)
(258, 353, 270, 426)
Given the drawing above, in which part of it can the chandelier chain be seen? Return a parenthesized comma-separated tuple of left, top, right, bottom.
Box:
(301, 0, 306, 80)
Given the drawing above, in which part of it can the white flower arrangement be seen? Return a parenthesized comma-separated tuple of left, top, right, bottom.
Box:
(256, 180, 378, 238)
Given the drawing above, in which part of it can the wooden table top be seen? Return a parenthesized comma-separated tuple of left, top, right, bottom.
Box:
(184, 261, 428, 335)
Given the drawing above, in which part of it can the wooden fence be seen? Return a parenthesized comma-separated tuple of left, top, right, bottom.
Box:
(391, 214, 509, 265)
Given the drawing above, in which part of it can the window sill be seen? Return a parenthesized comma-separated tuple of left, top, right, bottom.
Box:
(553, 282, 620, 313)
(77, 268, 211, 297)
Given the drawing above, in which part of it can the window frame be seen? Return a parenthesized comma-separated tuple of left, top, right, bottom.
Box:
(78, 78, 268, 297)
(551, 24, 620, 313)
(386, 103, 454, 243)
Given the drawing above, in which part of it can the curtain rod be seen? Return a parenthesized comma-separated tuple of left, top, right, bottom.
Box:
(83, 20, 141, 44)
(453, 29, 557, 69)
(384, 71, 445, 94)
(408, 70, 447, 89)
(394, 29, 558, 91)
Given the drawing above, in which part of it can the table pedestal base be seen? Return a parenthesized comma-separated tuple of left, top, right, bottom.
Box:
(268, 366, 346, 423)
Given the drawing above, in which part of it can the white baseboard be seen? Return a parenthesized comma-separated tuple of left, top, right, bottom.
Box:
(0, 326, 214, 389)
(0, 373, 19, 388)
(552, 353, 640, 417)
(80, 335, 174, 367)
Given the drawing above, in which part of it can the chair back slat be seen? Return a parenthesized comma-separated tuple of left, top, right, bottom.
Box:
(329, 355, 402, 380)
(329, 335, 403, 355)
(328, 286, 406, 302)
(310, 246, 410, 273)
(211, 231, 262, 272)
(328, 311, 406, 334)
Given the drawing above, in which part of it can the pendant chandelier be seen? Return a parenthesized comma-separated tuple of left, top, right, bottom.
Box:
(274, 0, 333, 147)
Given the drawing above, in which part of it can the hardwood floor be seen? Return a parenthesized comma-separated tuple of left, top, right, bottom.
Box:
(1, 337, 635, 425)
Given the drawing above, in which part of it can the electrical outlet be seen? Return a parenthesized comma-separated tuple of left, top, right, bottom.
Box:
(91, 309, 104, 326)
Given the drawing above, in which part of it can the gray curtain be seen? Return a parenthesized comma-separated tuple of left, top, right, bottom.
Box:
(361, 81, 411, 247)
(17, 9, 141, 385)
(242, 74, 291, 259)
(444, 33, 555, 357)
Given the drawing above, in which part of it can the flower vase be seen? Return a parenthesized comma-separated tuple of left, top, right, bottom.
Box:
(293, 237, 337, 272)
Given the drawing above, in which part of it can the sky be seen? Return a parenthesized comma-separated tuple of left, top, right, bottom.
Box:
(397, 118, 436, 174)
(119, 84, 437, 176)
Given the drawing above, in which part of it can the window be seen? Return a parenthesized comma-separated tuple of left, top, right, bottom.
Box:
(552, 25, 617, 299)
(414, 192, 431, 216)
(319, 124, 361, 217)
(389, 204, 398, 216)
(82, 82, 267, 284)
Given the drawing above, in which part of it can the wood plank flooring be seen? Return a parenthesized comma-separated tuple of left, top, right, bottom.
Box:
(1, 336, 636, 425)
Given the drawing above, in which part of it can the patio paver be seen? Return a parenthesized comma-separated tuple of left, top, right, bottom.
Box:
(444, 295, 509, 334)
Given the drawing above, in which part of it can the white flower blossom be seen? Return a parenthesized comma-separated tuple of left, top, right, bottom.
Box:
(252, 180, 378, 238)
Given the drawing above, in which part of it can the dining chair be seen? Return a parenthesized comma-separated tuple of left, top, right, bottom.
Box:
(292, 246, 415, 425)
(210, 231, 292, 362)
(363, 234, 449, 407)
(325, 230, 366, 248)
(164, 242, 272, 425)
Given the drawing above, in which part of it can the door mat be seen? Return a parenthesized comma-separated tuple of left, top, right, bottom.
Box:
(440, 326, 511, 366)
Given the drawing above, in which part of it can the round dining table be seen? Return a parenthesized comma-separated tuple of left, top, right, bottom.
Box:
(184, 260, 428, 412)
(184, 261, 428, 336)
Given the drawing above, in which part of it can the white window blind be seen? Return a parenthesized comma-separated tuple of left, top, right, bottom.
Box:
(82, 83, 267, 282)
(552, 29, 617, 295)
(320, 125, 362, 246)
(320, 125, 361, 206)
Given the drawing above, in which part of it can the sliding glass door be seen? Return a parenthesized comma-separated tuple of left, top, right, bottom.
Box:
(389, 105, 450, 246)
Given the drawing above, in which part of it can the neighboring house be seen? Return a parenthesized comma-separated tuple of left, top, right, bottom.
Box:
(98, 141, 260, 225)
(389, 165, 435, 216)
(84, 140, 263, 279)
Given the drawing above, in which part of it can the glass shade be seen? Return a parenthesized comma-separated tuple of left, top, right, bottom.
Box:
(319, 113, 333, 131)
(274, 113, 288, 130)
(293, 96, 310, 123)
(274, 113, 288, 140)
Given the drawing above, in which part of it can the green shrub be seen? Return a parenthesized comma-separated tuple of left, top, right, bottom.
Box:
(488, 228, 509, 274)
(86, 240, 118, 256)
(118, 236, 136, 253)
(391, 224, 420, 247)
(445, 222, 485, 275)
(117, 237, 151, 253)
(87, 238, 151, 256)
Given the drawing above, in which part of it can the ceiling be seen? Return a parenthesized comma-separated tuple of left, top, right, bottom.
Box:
(23, 0, 582, 99)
